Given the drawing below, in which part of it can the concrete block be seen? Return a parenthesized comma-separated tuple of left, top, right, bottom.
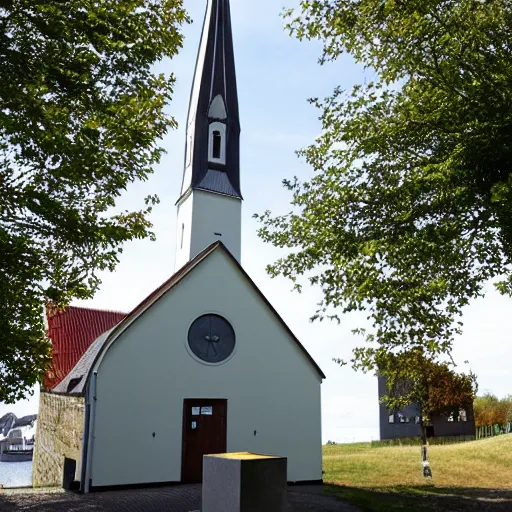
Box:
(202, 452, 287, 512)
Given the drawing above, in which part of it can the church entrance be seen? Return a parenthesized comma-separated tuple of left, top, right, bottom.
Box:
(181, 399, 227, 482)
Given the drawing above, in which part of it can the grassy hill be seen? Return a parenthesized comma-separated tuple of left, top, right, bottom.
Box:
(323, 435, 512, 511)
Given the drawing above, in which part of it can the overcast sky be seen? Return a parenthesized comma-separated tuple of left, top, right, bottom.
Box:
(2, 0, 511, 443)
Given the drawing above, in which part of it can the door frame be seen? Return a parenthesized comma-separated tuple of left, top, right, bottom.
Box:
(181, 398, 228, 482)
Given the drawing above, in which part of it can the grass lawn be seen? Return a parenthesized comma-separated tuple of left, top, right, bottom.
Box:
(322, 434, 512, 511)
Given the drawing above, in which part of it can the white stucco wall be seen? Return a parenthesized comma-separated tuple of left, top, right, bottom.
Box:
(90, 249, 322, 487)
(175, 190, 241, 271)
(175, 192, 194, 271)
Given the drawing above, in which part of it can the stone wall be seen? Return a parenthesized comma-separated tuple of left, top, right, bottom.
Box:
(32, 392, 85, 488)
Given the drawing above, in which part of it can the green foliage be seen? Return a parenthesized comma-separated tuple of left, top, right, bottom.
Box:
(378, 351, 476, 480)
(505, 396, 512, 423)
(255, 0, 512, 373)
(0, 0, 189, 403)
(473, 392, 512, 427)
(378, 350, 477, 420)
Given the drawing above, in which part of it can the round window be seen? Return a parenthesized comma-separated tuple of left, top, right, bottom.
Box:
(187, 314, 235, 363)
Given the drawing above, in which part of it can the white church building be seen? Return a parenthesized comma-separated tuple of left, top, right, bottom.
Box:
(33, 0, 324, 491)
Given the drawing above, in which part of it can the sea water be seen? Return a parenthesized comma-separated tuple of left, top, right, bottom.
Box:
(0, 461, 32, 488)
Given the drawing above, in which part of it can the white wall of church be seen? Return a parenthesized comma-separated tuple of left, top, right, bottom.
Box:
(175, 191, 194, 271)
(90, 248, 322, 487)
(175, 190, 242, 271)
(190, 190, 241, 262)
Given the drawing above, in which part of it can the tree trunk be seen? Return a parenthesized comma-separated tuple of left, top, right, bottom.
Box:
(421, 424, 433, 479)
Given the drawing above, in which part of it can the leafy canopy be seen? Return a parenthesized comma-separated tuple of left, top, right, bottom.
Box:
(378, 350, 477, 420)
(473, 392, 512, 427)
(0, 0, 188, 403)
(255, 0, 512, 372)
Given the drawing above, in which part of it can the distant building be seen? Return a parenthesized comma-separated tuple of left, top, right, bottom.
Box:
(378, 376, 475, 440)
(32, 0, 324, 492)
(0, 413, 37, 461)
(0, 413, 16, 437)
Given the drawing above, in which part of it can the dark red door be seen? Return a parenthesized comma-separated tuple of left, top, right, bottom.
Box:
(181, 399, 227, 482)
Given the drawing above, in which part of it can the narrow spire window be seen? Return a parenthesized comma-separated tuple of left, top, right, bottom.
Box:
(208, 122, 226, 164)
(212, 131, 221, 159)
(181, 223, 185, 249)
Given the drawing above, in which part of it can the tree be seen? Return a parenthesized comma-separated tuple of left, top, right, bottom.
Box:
(504, 395, 512, 424)
(255, 1, 512, 373)
(0, 0, 189, 403)
(473, 392, 512, 427)
(379, 350, 477, 478)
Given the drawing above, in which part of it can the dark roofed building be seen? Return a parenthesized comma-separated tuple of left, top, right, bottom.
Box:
(378, 375, 476, 441)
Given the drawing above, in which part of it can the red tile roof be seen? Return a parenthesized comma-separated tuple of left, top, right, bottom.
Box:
(44, 306, 126, 390)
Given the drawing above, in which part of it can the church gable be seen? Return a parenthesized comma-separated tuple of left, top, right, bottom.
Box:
(88, 242, 323, 486)
(210, 245, 325, 380)
(51, 241, 323, 402)
(93, 242, 324, 382)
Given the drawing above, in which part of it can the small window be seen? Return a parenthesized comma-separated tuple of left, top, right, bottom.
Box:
(180, 223, 185, 249)
(388, 414, 395, 424)
(212, 131, 221, 159)
(405, 416, 411, 423)
(459, 409, 467, 422)
(447, 413, 454, 422)
(398, 414, 406, 423)
(415, 416, 421, 424)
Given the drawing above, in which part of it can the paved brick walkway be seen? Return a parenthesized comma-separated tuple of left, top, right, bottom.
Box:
(0, 484, 360, 511)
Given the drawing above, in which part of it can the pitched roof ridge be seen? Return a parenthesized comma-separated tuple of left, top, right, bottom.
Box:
(215, 244, 326, 380)
(61, 305, 128, 316)
(49, 239, 324, 396)
(121, 241, 222, 319)
(94, 240, 325, 381)
(62, 241, 224, 395)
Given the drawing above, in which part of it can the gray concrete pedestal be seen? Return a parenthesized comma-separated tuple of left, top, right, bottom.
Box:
(202, 452, 287, 512)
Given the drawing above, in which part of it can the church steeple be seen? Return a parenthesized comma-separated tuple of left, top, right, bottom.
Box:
(175, 0, 242, 271)
(180, 0, 241, 199)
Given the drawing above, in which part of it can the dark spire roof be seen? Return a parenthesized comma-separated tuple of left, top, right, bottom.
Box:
(180, 0, 242, 200)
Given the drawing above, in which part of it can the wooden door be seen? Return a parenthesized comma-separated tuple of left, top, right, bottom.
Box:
(181, 399, 227, 482)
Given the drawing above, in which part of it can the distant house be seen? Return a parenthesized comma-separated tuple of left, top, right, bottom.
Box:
(378, 376, 476, 440)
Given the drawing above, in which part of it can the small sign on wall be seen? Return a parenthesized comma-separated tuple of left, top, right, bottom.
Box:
(201, 406, 213, 415)
(191, 421, 197, 430)
(192, 407, 200, 416)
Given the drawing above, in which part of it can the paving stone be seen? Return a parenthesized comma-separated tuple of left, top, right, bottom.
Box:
(0, 484, 360, 511)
